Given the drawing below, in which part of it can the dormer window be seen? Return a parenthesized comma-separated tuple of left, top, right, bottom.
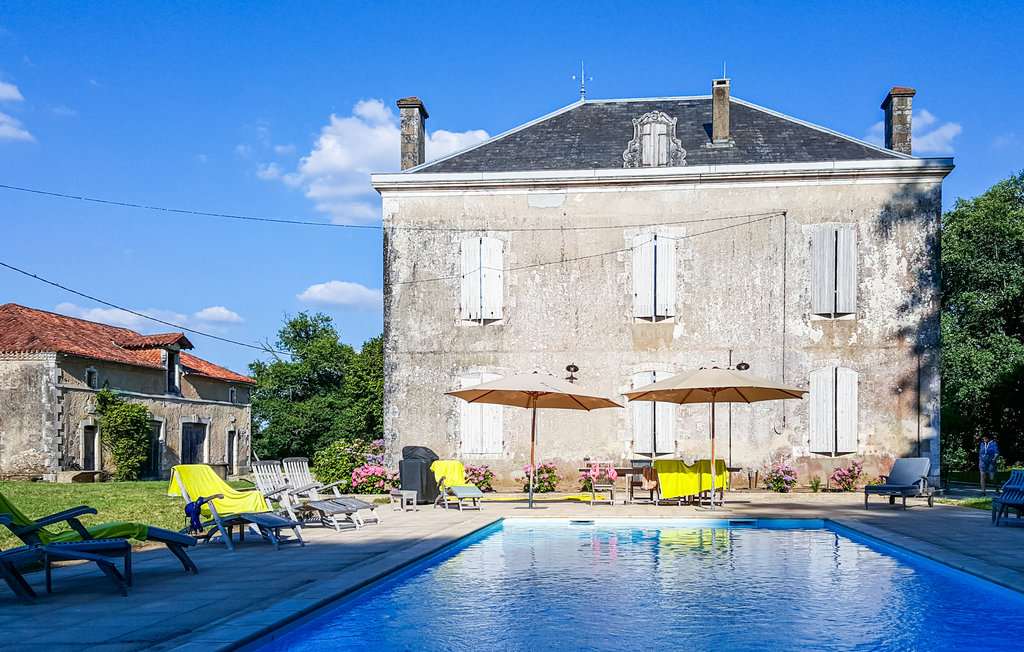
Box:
(85, 367, 99, 389)
(164, 349, 180, 395)
(623, 111, 687, 168)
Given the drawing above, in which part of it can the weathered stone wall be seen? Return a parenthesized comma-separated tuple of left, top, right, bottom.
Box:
(0, 354, 61, 479)
(1, 353, 252, 480)
(381, 166, 946, 488)
(60, 355, 165, 395)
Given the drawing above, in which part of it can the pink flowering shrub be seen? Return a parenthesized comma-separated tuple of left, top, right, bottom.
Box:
(515, 461, 561, 493)
(350, 464, 399, 494)
(464, 464, 495, 491)
(830, 460, 863, 491)
(765, 465, 798, 492)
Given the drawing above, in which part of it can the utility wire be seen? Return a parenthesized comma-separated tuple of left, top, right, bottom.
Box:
(396, 211, 783, 285)
(1, 182, 781, 233)
(0, 260, 291, 356)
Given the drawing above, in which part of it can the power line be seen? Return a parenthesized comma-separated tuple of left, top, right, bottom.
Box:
(1, 182, 782, 233)
(394, 211, 783, 285)
(0, 260, 291, 356)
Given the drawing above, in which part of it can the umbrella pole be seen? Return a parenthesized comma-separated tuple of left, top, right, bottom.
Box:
(710, 393, 716, 511)
(529, 402, 537, 509)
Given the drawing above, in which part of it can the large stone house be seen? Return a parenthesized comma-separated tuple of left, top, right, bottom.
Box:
(372, 82, 952, 487)
(0, 303, 253, 480)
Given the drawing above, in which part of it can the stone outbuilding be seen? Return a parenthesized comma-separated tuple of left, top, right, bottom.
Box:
(372, 83, 952, 488)
(0, 303, 253, 480)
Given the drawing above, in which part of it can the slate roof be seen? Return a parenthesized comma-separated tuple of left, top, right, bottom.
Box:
(0, 303, 253, 384)
(413, 97, 904, 174)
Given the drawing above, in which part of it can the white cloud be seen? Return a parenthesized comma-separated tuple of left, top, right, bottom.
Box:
(256, 161, 283, 180)
(260, 99, 489, 223)
(0, 80, 24, 101)
(864, 108, 960, 155)
(194, 306, 244, 323)
(55, 302, 189, 331)
(235, 143, 253, 158)
(0, 112, 33, 141)
(992, 132, 1020, 149)
(274, 144, 295, 155)
(52, 104, 76, 116)
(297, 280, 383, 309)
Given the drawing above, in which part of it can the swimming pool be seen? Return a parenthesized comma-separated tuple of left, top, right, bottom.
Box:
(262, 519, 1024, 650)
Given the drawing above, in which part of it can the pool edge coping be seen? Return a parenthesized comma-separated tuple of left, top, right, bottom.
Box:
(176, 514, 1024, 651)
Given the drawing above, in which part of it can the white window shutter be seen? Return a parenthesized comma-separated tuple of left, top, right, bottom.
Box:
(633, 235, 655, 318)
(632, 371, 655, 454)
(459, 374, 483, 454)
(480, 237, 504, 320)
(835, 226, 858, 315)
(835, 367, 859, 454)
(460, 238, 481, 321)
(653, 370, 676, 454)
(809, 367, 836, 454)
(655, 236, 676, 317)
(811, 227, 836, 316)
(479, 372, 503, 454)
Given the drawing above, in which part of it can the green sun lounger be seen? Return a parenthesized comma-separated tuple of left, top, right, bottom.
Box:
(0, 491, 197, 581)
(0, 515, 129, 604)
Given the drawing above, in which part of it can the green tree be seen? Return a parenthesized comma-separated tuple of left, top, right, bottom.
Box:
(249, 313, 383, 459)
(941, 172, 1024, 469)
(95, 387, 151, 481)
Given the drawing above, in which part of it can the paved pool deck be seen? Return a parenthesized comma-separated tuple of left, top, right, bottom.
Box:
(3, 491, 1021, 651)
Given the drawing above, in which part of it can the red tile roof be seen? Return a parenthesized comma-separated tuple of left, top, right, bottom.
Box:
(0, 303, 253, 384)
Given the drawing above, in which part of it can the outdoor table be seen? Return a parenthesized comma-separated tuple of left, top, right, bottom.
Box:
(390, 489, 418, 511)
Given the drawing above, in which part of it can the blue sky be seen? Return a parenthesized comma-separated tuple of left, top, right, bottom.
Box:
(1, 1, 1021, 374)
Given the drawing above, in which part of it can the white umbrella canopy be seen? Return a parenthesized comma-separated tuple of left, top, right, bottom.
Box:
(447, 371, 622, 507)
(625, 367, 807, 509)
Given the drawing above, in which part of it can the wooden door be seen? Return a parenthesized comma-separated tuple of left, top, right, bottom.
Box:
(181, 423, 206, 464)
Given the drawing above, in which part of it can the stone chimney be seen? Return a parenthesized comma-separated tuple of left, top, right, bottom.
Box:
(397, 97, 429, 170)
(712, 78, 731, 144)
(880, 87, 915, 155)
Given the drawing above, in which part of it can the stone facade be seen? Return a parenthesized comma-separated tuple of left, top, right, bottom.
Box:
(0, 351, 251, 480)
(373, 90, 953, 489)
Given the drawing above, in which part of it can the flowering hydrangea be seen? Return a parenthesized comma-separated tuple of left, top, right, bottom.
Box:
(515, 461, 561, 493)
(350, 464, 399, 493)
(464, 464, 495, 491)
(312, 438, 398, 494)
(830, 460, 863, 491)
(765, 465, 799, 492)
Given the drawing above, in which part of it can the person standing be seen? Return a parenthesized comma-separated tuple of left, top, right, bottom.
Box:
(979, 436, 1000, 495)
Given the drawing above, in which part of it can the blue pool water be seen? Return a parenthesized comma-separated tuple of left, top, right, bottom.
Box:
(263, 519, 1024, 651)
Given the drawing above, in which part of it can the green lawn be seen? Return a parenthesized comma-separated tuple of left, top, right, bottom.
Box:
(935, 496, 993, 511)
(0, 480, 250, 549)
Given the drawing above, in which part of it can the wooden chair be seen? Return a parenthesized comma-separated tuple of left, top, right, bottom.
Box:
(588, 462, 617, 506)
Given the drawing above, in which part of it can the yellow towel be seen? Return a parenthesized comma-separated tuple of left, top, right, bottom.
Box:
(694, 459, 729, 491)
(653, 460, 701, 499)
(430, 460, 475, 488)
(169, 464, 269, 518)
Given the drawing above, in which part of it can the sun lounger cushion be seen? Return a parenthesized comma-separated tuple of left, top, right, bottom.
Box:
(450, 485, 484, 499)
(169, 464, 270, 517)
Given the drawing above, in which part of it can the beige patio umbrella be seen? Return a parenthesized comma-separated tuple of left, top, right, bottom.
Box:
(447, 372, 622, 508)
(625, 367, 807, 509)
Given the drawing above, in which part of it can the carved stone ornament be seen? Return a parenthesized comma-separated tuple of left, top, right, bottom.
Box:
(622, 111, 687, 168)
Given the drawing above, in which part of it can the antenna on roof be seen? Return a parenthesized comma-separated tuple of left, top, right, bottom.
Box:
(572, 61, 592, 101)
